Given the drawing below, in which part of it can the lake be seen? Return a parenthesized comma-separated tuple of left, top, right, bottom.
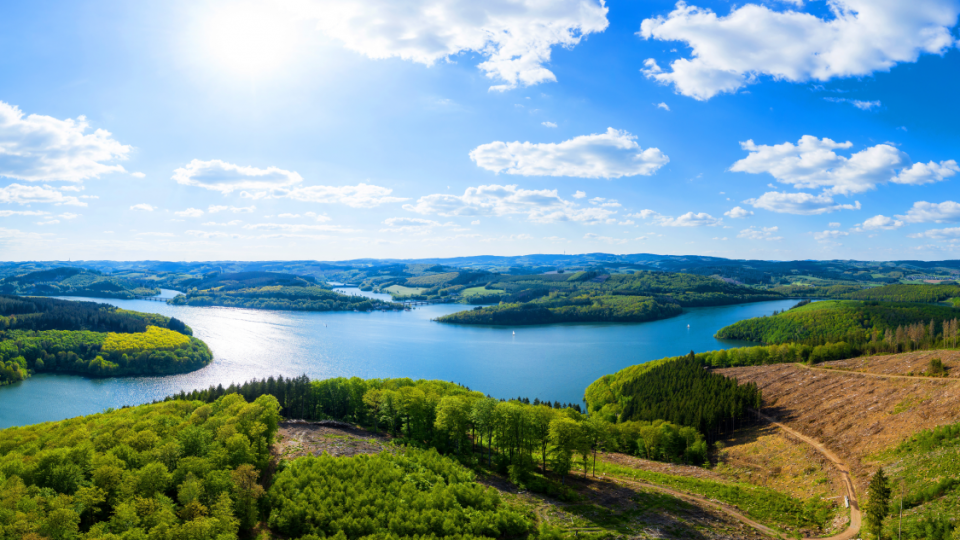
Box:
(0, 291, 801, 429)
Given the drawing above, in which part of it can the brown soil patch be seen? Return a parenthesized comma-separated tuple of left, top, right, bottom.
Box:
(819, 349, 960, 378)
(273, 421, 391, 460)
(717, 363, 960, 492)
(713, 423, 845, 503)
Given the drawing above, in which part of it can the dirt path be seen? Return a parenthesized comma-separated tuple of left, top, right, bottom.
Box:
(755, 411, 861, 540)
(607, 476, 787, 539)
(798, 362, 960, 383)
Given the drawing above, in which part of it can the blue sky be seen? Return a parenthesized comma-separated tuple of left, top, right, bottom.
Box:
(1, 0, 959, 262)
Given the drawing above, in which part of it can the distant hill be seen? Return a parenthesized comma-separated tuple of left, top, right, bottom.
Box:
(0, 267, 158, 299)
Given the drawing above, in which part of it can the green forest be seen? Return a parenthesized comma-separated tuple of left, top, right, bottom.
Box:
(0, 268, 158, 299)
(0, 296, 211, 386)
(167, 272, 403, 312)
(437, 271, 783, 325)
(844, 283, 960, 303)
(714, 300, 960, 347)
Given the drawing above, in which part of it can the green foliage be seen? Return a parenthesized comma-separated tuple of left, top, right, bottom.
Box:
(865, 468, 892, 539)
(0, 298, 210, 385)
(0, 267, 159, 299)
(926, 357, 948, 377)
(267, 448, 532, 539)
(439, 270, 784, 325)
(715, 300, 960, 347)
(845, 283, 960, 303)
(0, 393, 281, 539)
(169, 272, 402, 312)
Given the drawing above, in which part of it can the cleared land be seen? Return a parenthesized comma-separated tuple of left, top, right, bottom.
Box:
(383, 284, 426, 297)
(816, 349, 960, 379)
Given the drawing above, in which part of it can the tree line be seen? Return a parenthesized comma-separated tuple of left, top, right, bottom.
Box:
(0, 295, 192, 335)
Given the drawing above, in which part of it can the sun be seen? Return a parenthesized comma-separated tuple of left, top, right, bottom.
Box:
(201, 2, 301, 77)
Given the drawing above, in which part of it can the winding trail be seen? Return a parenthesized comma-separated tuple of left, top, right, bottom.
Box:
(797, 362, 960, 383)
(755, 410, 861, 540)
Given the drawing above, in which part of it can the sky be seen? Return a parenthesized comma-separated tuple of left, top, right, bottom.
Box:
(1, 0, 959, 262)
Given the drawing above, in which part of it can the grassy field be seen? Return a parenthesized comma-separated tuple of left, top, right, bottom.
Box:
(462, 286, 505, 298)
(382, 284, 426, 297)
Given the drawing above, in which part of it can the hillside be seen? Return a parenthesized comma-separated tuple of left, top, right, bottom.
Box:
(0, 295, 211, 385)
(437, 271, 784, 326)
(168, 271, 404, 312)
(714, 300, 960, 346)
(0, 267, 158, 299)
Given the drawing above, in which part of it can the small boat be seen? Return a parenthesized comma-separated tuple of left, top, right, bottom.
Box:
(512, 331, 515, 335)
(687, 324, 690, 328)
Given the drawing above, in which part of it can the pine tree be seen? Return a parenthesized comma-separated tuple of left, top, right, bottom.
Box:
(865, 468, 892, 539)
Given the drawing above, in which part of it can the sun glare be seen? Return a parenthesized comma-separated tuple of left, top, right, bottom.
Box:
(202, 2, 300, 77)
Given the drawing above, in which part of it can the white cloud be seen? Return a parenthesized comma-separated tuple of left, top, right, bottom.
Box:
(0, 101, 131, 182)
(186, 230, 230, 239)
(174, 208, 204, 218)
(859, 215, 903, 230)
(58, 212, 80, 220)
(541, 121, 558, 128)
(656, 102, 670, 111)
(36, 220, 60, 226)
(738, 226, 782, 241)
(618, 219, 635, 225)
(136, 232, 175, 237)
(173, 159, 303, 194)
(908, 227, 960, 240)
(130, 204, 155, 212)
(380, 217, 443, 233)
(731, 136, 956, 195)
(289, 0, 609, 91)
(242, 223, 356, 233)
(573, 191, 586, 199)
(208, 205, 256, 214)
(131, 172, 146, 179)
(744, 191, 860, 215)
(0, 184, 86, 206)
(584, 233, 627, 244)
(828, 222, 841, 228)
(0, 210, 49, 217)
(469, 128, 669, 178)
(404, 183, 616, 224)
(724, 206, 753, 218)
(634, 209, 722, 227)
(814, 230, 849, 242)
(894, 161, 960, 185)
(589, 197, 621, 208)
(824, 97, 882, 110)
(897, 201, 960, 223)
(201, 220, 242, 227)
(278, 213, 301, 218)
(243, 183, 407, 208)
(639, 1, 960, 100)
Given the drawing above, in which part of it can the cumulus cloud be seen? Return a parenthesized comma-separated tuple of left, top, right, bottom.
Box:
(288, 0, 609, 91)
(208, 205, 255, 213)
(36, 220, 60, 226)
(656, 102, 670, 111)
(828, 222, 841, 228)
(897, 201, 960, 223)
(242, 183, 407, 208)
(173, 159, 303, 194)
(58, 212, 79, 220)
(824, 98, 882, 110)
(859, 215, 903, 230)
(731, 136, 957, 195)
(404, 184, 615, 224)
(0, 210, 49, 217)
(469, 128, 668, 178)
(0, 184, 86, 206)
(814, 230, 849, 242)
(202, 220, 243, 227)
(0, 101, 131, 182)
(738, 226, 782, 241)
(174, 208, 204, 218)
(724, 206, 753, 218)
(573, 191, 586, 199)
(541, 121, 558, 128)
(744, 191, 860, 215)
(633, 209, 722, 227)
(380, 217, 444, 233)
(639, 1, 960, 100)
(131, 172, 146, 178)
(130, 204, 155, 212)
(908, 227, 960, 240)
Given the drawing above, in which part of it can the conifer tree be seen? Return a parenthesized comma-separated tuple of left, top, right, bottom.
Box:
(865, 468, 892, 540)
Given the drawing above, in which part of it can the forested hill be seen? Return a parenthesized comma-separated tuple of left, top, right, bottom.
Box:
(844, 283, 960, 303)
(437, 271, 783, 326)
(715, 300, 960, 346)
(0, 296, 211, 385)
(168, 271, 403, 312)
(0, 267, 158, 299)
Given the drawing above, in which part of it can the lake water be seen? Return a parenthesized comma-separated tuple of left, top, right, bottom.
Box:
(0, 291, 801, 429)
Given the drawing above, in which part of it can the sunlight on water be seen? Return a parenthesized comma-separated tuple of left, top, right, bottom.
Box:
(0, 292, 801, 428)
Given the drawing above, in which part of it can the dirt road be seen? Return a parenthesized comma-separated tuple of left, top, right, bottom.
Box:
(798, 362, 960, 383)
(756, 411, 861, 540)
